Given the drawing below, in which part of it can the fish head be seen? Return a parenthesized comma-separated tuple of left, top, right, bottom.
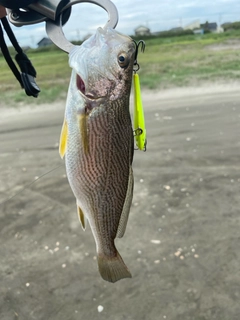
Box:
(69, 27, 136, 102)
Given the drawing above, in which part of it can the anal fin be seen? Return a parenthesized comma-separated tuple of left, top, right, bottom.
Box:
(77, 203, 87, 231)
(116, 166, 134, 238)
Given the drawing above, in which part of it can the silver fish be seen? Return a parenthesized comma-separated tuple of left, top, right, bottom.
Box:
(59, 27, 135, 283)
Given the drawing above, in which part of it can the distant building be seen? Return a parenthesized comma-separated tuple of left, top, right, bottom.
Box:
(183, 20, 223, 34)
(201, 22, 217, 32)
(200, 22, 223, 33)
(193, 29, 204, 35)
(184, 20, 200, 31)
(217, 26, 224, 33)
(37, 37, 52, 48)
(134, 25, 151, 36)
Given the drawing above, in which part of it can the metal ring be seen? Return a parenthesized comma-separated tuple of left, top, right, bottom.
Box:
(46, 0, 118, 53)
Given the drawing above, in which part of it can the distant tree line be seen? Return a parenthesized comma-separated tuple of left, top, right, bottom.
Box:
(223, 21, 240, 31)
(132, 29, 193, 41)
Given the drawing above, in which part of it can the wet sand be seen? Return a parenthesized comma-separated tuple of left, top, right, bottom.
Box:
(1, 86, 240, 320)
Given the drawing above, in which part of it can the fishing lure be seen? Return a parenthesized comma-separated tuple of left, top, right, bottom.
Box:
(133, 40, 147, 151)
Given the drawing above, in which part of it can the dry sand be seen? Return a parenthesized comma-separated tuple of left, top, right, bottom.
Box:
(1, 84, 240, 320)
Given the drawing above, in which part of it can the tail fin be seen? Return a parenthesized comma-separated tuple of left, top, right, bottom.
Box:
(97, 251, 132, 283)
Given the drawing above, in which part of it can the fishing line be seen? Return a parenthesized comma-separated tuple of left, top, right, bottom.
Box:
(0, 164, 64, 206)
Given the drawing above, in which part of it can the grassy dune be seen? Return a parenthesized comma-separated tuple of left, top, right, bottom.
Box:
(139, 29, 240, 89)
(1, 30, 240, 105)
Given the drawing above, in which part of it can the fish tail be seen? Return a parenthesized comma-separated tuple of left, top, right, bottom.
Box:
(97, 251, 132, 283)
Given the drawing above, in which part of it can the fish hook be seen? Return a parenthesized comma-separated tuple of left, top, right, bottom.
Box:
(133, 40, 145, 72)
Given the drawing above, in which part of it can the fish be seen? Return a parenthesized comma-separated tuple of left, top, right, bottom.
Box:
(59, 27, 136, 283)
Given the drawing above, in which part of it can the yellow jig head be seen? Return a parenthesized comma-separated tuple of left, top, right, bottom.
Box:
(133, 40, 146, 151)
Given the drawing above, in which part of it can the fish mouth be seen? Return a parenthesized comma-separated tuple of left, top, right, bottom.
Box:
(76, 74, 101, 101)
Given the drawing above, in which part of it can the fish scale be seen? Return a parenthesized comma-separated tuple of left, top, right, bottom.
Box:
(59, 27, 135, 282)
(67, 104, 131, 248)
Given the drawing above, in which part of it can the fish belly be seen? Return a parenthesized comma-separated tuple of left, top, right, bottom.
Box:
(66, 102, 133, 250)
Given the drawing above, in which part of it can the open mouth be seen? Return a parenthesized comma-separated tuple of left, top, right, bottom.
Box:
(76, 74, 96, 99)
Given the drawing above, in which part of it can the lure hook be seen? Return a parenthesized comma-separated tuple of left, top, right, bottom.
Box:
(133, 40, 145, 72)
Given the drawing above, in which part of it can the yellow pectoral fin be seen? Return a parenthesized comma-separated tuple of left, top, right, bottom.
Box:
(78, 113, 89, 154)
(133, 73, 146, 151)
(59, 118, 68, 159)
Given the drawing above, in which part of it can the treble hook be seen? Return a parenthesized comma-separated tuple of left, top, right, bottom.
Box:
(133, 40, 145, 72)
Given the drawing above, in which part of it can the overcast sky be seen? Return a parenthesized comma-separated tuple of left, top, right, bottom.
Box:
(4, 0, 240, 48)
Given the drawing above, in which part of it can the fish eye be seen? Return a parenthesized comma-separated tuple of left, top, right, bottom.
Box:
(117, 52, 129, 68)
(119, 56, 125, 62)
